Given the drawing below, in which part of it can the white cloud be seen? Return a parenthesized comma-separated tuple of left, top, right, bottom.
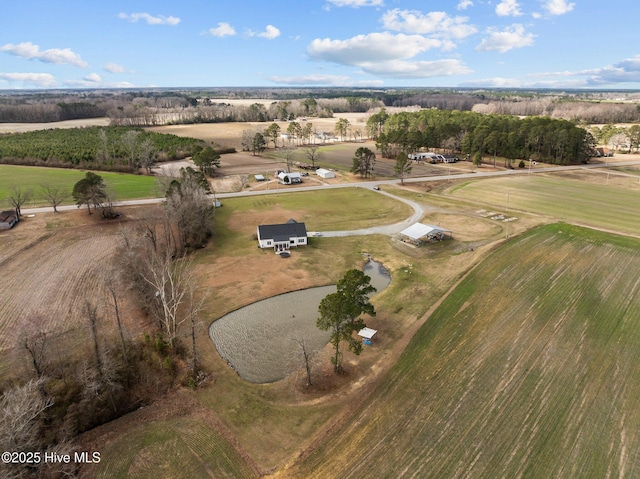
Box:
(308, 32, 449, 65)
(208, 22, 236, 37)
(0, 72, 56, 87)
(381, 9, 477, 39)
(104, 63, 126, 73)
(496, 0, 523, 17)
(258, 25, 281, 39)
(246, 25, 281, 39)
(543, 0, 575, 16)
(84, 73, 101, 83)
(118, 12, 180, 25)
(1, 42, 88, 68)
(325, 0, 384, 7)
(582, 55, 640, 86)
(476, 24, 534, 53)
(457, 0, 473, 10)
(358, 59, 473, 78)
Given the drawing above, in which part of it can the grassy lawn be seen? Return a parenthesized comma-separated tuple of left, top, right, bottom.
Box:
(288, 223, 640, 478)
(212, 187, 413, 254)
(0, 164, 158, 207)
(447, 174, 640, 236)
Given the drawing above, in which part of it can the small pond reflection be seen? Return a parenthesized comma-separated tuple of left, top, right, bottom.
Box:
(209, 260, 390, 383)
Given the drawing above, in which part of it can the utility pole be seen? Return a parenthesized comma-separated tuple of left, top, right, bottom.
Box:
(505, 190, 511, 239)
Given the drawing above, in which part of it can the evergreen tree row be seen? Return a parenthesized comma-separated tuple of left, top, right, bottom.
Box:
(370, 109, 596, 165)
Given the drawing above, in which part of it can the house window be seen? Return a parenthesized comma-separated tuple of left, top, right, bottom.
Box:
(290, 240, 295, 244)
(267, 241, 271, 245)
(298, 238, 305, 243)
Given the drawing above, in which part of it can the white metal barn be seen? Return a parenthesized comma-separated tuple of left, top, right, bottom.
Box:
(316, 168, 335, 179)
(400, 223, 452, 245)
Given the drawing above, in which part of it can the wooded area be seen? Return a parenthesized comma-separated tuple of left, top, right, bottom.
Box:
(0, 126, 206, 171)
(370, 109, 596, 165)
(2, 88, 639, 126)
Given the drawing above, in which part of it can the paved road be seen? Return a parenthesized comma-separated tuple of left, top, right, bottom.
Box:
(22, 160, 640, 233)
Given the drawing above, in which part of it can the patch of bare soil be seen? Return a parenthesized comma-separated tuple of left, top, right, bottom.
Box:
(0, 118, 110, 134)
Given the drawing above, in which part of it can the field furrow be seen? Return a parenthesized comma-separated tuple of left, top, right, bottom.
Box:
(287, 224, 640, 479)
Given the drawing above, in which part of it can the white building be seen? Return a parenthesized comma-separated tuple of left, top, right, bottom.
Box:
(257, 219, 308, 252)
(316, 168, 335, 179)
(277, 172, 302, 185)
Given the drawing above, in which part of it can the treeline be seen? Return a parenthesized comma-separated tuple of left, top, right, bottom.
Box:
(109, 97, 384, 126)
(371, 109, 595, 165)
(1, 172, 213, 478)
(0, 126, 207, 172)
(390, 92, 640, 124)
(590, 124, 640, 152)
(2, 88, 639, 126)
(0, 101, 107, 123)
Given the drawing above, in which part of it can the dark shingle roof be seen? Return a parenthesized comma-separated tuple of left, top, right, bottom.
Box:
(258, 221, 307, 241)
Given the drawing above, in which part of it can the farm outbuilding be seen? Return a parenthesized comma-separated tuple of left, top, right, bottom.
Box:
(316, 168, 335, 179)
(257, 219, 308, 252)
(0, 210, 18, 230)
(400, 223, 452, 245)
(277, 172, 302, 185)
(358, 327, 377, 345)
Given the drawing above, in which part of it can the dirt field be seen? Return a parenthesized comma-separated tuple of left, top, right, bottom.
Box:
(0, 117, 110, 134)
(0, 207, 156, 380)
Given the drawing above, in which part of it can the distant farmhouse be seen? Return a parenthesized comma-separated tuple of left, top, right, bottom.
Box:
(595, 147, 613, 157)
(0, 210, 18, 230)
(400, 223, 452, 245)
(409, 152, 458, 163)
(257, 219, 308, 252)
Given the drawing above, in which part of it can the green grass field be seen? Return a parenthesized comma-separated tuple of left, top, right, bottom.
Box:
(448, 174, 640, 236)
(289, 223, 640, 478)
(0, 164, 158, 207)
(95, 416, 258, 478)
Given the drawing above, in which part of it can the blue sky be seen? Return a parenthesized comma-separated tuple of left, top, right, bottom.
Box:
(1, 0, 639, 90)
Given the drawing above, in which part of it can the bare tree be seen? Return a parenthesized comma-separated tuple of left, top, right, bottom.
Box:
(295, 338, 318, 386)
(279, 147, 297, 173)
(186, 282, 208, 377)
(39, 183, 68, 213)
(84, 301, 103, 375)
(0, 378, 53, 479)
(138, 138, 157, 174)
(104, 268, 128, 364)
(121, 130, 140, 169)
(100, 186, 119, 219)
(141, 252, 193, 350)
(8, 186, 32, 218)
(306, 146, 321, 168)
(163, 169, 214, 252)
(238, 175, 250, 191)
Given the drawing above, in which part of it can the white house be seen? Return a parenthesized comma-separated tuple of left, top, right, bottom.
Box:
(257, 219, 308, 252)
(316, 168, 335, 179)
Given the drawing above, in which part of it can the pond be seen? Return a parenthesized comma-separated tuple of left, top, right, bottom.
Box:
(209, 260, 390, 383)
